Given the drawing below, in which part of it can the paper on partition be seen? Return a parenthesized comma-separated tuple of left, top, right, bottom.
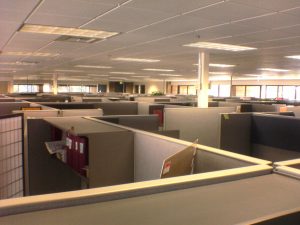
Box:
(45, 140, 65, 155)
(160, 139, 198, 179)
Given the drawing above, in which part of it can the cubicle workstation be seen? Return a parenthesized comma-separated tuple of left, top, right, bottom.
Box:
(164, 107, 236, 146)
(5, 167, 300, 225)
(24, 115, 271, 196)
(0, 102, 32, 116)
(219, 113, 300, 162)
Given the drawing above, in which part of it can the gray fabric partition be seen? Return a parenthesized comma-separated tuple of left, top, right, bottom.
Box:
(251, 104, 277, 112)
(289, 106, 300, 117)
(219, 113, 252, 156)
(164, 107, 235, 147)
(0, 102, 30, 115)
(96, 102, 138, 115)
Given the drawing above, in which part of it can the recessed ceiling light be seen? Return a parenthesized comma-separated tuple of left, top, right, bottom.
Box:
(159, 74, 182, 77)
(209, 63, 235, 68)
(20, 24, 119, 39)
(112, 57, 160, 63)
(3, 51, 59, 57)
(285, 55, 300, 60)
(75, 65, 112, 69)
(258, 68, 290, 72)
(131, 75, 150, 78)
(55, 69, 83, 72)
(143, 68, 175, 72)
(0, 61, 37, 66)
(184, 42, 256, 52)
(209, 72, 230, 75)
(110, 72, 135, 75)
(109, 77, 128, 80)
(88, 74, 109, 77)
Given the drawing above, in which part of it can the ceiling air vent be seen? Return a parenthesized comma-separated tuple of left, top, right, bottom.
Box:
(55, 35, 101, 44)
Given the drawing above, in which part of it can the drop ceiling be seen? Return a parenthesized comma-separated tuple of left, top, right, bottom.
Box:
(1, 0, 300, 82)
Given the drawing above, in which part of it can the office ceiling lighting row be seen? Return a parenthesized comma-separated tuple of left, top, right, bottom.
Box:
(75, 65, 112, 69)
(112, 57, 160, 63)
(0, 61, 38, 66)
(110, 72, 136, 75)
(143, 68, 175, 72)
(20, 24, 119, 39)
(258, 68, 290, 72)
(159, 74, 182, 77)
(2, 52, 59, 57)
(184, 42, 256, 52)
(286, 55, 300, 60)
(193, 63, 236, 68)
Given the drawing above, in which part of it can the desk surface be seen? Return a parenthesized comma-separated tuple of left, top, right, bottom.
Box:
(1, 174, 300, 225)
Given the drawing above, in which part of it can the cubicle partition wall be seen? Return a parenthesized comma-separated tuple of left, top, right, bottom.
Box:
(219, 113, 300, 162)
(0, 114, 24, 200)
(40, 102, 138, 115)
(0, 102, 30, 116)
(164, 107, 235, 147)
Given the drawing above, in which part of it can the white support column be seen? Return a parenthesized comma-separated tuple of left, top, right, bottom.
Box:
(53, 73, 58, 95)
(197, 51, 210, 108)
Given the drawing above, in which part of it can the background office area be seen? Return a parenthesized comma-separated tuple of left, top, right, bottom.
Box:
(2, 0, 300, 224)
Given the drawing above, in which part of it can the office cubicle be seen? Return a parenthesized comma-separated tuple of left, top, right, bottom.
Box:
(25, 116, 270, 196)
(3, 167, 300, 224)
(219, 113, 300, 162)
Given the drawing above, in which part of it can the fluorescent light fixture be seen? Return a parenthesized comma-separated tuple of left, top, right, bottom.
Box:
(184, 42, 256, 52)
(75, 65, 112, 69)
(286, 55, 300, 60)
(143, 68, 175, 72)
(3, 51, 59, 57)
(244, 74, 262, 77)
(88, 74, 109, 77)
(159, 74, 182, 77)
(209, 63, 235, 68)
(112, 57, 160, 63)
(20, 24, 119, 39)
(55, 69, 83, 72)
(110, 72, 135, 75)
(131, 75, 150, 78)
(0, 61, 37, 66)
(41, 72, 55, 75)
(209, 72, 230, 75)
(109, 77, 128, 80)
(258, 68, 290, 72)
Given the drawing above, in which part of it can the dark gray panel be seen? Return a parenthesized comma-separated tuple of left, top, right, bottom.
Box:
(152, 130, 180, 139)
(220, 113, 252, 156)
(252, 114, 300, 153)
(27, 119, 82, 195)
(194, 150, 253, 173)
(96, 102, 138, 115)
(119, 116, 159, 131)
(252, 104, 276, 112)
(0, 102, 30, 115)
(252, 144, 300, 162)
(88, 131, 134, 188)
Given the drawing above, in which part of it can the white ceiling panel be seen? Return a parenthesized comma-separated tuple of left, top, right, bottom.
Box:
(0, 0, 40, 11)
(127, 0, 222, 14)
(236, 13, 300, 30)
(230, 0, 300, 11)
(27, 13, 91, 27)
(0, 21, 20, 49)
(32, 0, 114, 21)
(83, 6, 173, 32)
(188, 2, 272, 23)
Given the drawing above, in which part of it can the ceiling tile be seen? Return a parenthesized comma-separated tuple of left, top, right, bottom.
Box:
(230, 0, 300, 11)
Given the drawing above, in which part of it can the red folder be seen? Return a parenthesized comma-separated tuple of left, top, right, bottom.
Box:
(153, 109, 164, 126)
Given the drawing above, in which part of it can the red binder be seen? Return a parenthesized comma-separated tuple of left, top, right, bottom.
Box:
(78, 136, 88, 176)
(72, 136, 80, 173)
(153, 109, 164, 126)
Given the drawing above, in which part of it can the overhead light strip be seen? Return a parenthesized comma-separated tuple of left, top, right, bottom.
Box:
(258, 68, 290, 72)
(112, 57, 160, 63)
(143, 68, 174, 72)
(110, 72, 135, 75)
(75, 65, 112, 69)
(286, 55, 300, 60)
(184, 42, 256, 51)
(3, 51, 59, 57)
(20, 24, 119, 39)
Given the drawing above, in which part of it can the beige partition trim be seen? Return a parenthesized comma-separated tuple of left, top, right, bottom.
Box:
(274, 166, 300, 179)
(274, 158, 300, 167)
(0, 165, 272, 216)
(60, 109, 103, 117)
